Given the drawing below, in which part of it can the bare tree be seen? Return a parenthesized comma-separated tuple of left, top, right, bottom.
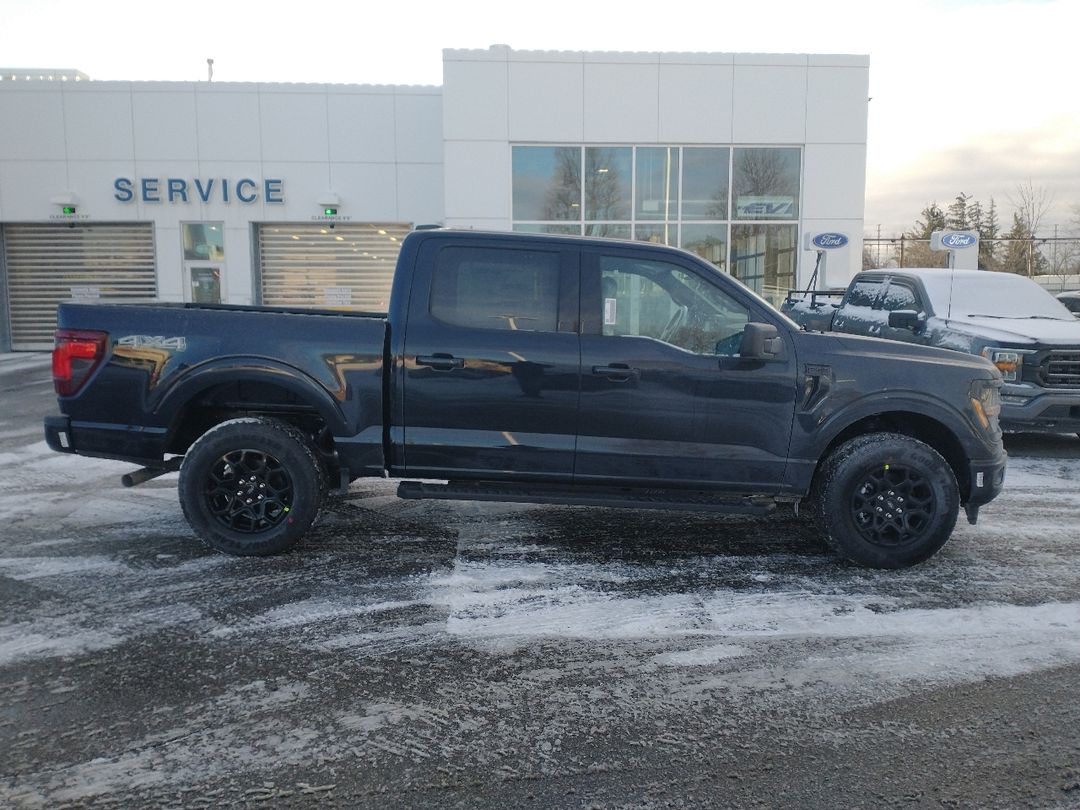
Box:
(1007, 179, 1055, 235)
(1006, 180, 1055, 277)
(541, 147, 582, 221)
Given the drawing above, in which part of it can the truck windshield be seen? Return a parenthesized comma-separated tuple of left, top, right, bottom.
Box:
(945, 274, 1074, 321)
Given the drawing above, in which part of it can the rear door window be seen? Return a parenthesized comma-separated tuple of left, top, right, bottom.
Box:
(430, 246, 560, 332)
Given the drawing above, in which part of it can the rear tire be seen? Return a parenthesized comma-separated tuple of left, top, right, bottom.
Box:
(178, 417, 327, 556)
(812, 432, 959, 569)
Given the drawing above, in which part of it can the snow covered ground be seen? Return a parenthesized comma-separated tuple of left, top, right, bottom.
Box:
(2, 353, 1079, 808)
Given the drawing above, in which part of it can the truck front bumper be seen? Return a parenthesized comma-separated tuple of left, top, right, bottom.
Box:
(965, 453, 1007, 508)
(1000, 385, 1080, 434)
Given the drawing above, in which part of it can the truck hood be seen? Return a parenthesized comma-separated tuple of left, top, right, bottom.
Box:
(796, 330, 998, 376)
(942, 316, 1080, 347)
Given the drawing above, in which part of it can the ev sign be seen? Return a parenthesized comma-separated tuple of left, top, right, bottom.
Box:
(931, 230, 979, 269)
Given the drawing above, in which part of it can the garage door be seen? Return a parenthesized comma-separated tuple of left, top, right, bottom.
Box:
(2, 223, 157, 350)
(257, 223, 410, 312)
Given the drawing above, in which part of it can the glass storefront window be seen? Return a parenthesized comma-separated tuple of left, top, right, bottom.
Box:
(584, 147, 631, 221)
(635, 147, 679, 221)
(681, 147, 729, 220)
(509, 144, 802, 302)
(681, 224, 728, 271)
(634, 224, 676, 245)
(512, 146, 582, 221)
(729, 224, 798, 307)
(182, 223, 224, 260)
(732, 147, 801, 220)
(513, 223, 582, 235)
(585, 223, 631, 239)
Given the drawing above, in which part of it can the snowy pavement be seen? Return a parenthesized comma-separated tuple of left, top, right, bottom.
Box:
(2, 352, 1080, 808)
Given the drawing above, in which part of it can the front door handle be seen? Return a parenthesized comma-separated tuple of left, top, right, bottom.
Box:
(592, 364, 638, 382)
(416, 353, 464, 371)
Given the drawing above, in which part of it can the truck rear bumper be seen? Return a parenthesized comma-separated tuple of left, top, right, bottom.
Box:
(44, 415, 167, 465)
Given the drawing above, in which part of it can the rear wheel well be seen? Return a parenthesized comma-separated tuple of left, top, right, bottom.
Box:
(166, 380, 337, 475)
(813, 412, 970, 500)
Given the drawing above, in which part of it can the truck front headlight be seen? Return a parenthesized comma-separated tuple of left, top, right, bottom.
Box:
(980, 347, 1032, 382)
(969, 379, 1002, 431)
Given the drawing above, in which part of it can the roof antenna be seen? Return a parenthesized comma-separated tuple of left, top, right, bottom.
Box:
(207, 58, 214, 82)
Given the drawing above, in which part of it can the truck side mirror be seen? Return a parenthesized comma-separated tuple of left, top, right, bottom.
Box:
(739, 322, 784, 361)
(888, 310, 925, 331)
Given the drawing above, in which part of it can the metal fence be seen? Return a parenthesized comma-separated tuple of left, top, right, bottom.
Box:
(863, 236, 1080, 291)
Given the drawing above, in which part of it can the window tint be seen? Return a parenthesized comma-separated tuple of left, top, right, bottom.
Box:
(431, 247, 560, 332)
(600, 256, 749, 356)
(882, 282, 920, 311)
(846, 280, 882, 308)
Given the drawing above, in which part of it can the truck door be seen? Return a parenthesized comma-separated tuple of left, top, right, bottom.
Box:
(832, 277, 886, 337)
(576, 248, 798, 490)
(399, 239, 580, 481)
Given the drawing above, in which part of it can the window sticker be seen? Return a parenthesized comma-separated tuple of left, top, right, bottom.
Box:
(604, 297, 618, 326)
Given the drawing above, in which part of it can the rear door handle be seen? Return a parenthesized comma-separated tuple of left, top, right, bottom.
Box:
(592, 364, 638, 382)
(416, 353, 464, 371)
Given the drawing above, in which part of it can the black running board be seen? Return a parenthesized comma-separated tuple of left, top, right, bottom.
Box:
(396, 480, 776, 516)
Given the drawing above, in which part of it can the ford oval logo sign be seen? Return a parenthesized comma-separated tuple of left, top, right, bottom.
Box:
(942, 233, 977, 248)
(812, 233, 849, 249)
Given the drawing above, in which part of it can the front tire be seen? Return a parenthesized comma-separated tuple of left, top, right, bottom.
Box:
(178, 417, 327, 556)
(813, 432, 959, 569)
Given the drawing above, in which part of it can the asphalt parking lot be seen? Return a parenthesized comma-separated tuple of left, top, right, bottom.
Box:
(2, 352, 1080, 809)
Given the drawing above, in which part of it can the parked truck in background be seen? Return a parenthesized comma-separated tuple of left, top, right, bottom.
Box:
(45, 230, 1006, 569)
(783, 268, 1080, 438)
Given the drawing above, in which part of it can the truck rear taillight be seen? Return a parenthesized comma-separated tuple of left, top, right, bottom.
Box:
(53, 329, 108, 396)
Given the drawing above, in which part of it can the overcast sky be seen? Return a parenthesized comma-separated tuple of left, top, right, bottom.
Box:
(2, 0, 1077, 234)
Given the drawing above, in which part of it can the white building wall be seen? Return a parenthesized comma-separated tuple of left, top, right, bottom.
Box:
(441, 46, 869, 285)
(0, 80, 443, 305)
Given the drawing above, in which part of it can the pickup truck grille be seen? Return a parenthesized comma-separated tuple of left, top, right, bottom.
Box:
(1040, 351, 1080, 388)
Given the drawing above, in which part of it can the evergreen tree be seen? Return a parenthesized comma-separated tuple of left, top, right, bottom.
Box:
(902, 203, 947, 267)
(978, 197, 1000, 270)
(945, 193, 972, 231)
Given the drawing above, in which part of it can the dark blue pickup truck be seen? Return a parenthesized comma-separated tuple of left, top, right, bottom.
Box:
(45, 230, 1006, 568)
(783, 268, 1080, 436)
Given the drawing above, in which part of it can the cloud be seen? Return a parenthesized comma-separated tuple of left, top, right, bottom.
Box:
(865, 114, 1080, 234)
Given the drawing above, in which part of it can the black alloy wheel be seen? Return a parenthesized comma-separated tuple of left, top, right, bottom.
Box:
(179, 417, 328, 556)
(204, 449, 294, 533)
(812, 432, 959, 569)
(850, 464, 937, 547)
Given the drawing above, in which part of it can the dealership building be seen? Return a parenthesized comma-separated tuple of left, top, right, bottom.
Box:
(0, 47, 869, 351)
